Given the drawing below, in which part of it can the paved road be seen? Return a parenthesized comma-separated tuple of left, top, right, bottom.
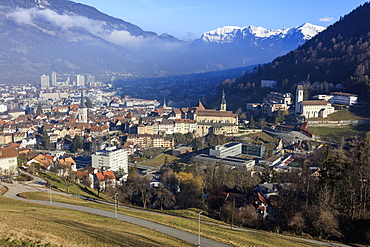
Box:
(3, 180, 230, 247)
(2, 175, 353, 247)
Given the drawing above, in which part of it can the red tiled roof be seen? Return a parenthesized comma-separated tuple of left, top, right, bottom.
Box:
(0, 147, 18, 158)
(301, 100, 329, 106)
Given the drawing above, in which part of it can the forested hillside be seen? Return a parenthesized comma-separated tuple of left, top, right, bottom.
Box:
(227, 2, 370, 100)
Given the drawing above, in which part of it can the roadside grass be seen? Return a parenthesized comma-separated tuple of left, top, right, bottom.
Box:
(308, 125, 370, 142)
(19, 192, 320, 247)
(0, 185, 7, 195)
(0, 196, 191, 247)
(139, 153, 180, 167)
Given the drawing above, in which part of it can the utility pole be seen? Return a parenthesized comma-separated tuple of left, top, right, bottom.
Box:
(231, 198, 235, 229)
(49, 183, 52, 206)
(198, 211, 203, 246)
(114, 193, 118, 219)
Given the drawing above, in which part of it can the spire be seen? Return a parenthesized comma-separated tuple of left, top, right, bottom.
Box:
(163, 97, 167, 109)
(79, 90, 87, 109)
(197, 101, 205, 110)
(220, 90, 226, 111)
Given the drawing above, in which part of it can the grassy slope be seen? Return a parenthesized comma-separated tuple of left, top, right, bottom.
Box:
(0, 196, 191, 247)
(18, 192, 321, 247)
(308, 125, 370, 142)
(139, 153, 180, 167)
(309, 107, 370, 121)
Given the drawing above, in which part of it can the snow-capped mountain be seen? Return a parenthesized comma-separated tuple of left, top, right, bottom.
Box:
(200, 23, 325, 44)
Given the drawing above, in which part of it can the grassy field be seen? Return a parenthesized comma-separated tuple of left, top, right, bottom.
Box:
(246, 132, 279, 143)
(0, 196, 191, 247)
(18, 192, 321, 247)
(139, 153, 180, 167)
(309, 106, 370, 121)
(308, 125, 370, 142)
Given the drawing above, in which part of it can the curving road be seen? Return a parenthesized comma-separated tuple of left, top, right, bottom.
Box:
(2, 173, 352, 247)
(2, 177, 230, 247)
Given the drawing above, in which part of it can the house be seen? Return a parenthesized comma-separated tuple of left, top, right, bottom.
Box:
(207, 185, 249, 212)
(95, 170, 116, 192)
(75, 171, 94, 188)
(0, 147, 18, 173)
(253, 183, 284, 220)
(26, 154, 54, 171)
(58, 157, 77, 171)
(259, 155, 282, 168)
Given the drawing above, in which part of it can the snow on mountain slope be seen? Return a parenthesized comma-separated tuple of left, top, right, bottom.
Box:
(201, 23, 325, 44)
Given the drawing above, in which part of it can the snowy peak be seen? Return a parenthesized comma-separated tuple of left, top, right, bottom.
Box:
(201, 23, 325, 44)
(295, 23, 326, 40)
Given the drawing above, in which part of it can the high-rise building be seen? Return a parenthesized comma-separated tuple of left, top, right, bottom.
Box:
(76, 74, 85, 87)
(87, 75, 95, 85)
(92, 147, 128, 175)
(40, 75, 50, 89)
(51, 71, 57, 87)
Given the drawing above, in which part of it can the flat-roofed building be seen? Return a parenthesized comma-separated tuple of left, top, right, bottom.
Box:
(92, 146, 128, 174)
(209, 142, 242, 158)
(194, 154, 255, 170)
(242, 143, 265, 157)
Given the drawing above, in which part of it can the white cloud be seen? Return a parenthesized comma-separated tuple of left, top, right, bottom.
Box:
(7, 7, 171, 50)
(319, 16, 334, 22)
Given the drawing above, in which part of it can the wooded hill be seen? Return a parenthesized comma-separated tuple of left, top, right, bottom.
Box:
(226, 2, 370, 101)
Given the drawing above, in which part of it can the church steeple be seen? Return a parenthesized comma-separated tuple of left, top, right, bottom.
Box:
(163, 97, 167, 109)
(78, 90, 88, 123)
(220, 90, 226, 111)
(79, 91, 87, 109)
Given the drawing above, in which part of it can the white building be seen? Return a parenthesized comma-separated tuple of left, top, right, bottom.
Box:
(314, 92, 358, 106)
(174, 119, 197, 134)
(295, 85, 335, 118)
(0, 104, 7, 113)
(92, 147, 128, 174)
(40, 75, 50, 89)
(76, 74, 85, 87)
(209, 142, 242, 158)
(261, 80, 277, 88)
(0, 147, 18, 173)
(330, 92, 358, 105)
(51, 72, 57, 87)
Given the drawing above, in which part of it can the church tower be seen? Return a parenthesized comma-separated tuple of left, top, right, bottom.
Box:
(220, 90, 227, 111)
(295, 85, 304, 114)
(163, 97, 167, 109)
(78, 91, 88, 123)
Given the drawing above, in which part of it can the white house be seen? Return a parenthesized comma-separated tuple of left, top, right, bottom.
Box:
(0, 147, 18, 173)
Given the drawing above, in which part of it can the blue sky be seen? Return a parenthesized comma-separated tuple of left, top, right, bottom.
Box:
(76, 0, 368, 40)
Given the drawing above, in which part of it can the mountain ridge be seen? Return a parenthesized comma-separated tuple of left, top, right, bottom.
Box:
(225, 2, 370, 100)
(0, 0, 326, 83)
(200, 23, 325, 44)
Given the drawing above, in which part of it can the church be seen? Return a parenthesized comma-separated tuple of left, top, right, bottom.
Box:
(170, 91, 239, 137)
(295, 85, 334, 119)
(196, 91, 239, 137)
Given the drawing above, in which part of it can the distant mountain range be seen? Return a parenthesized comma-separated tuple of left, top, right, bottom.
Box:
(0, 0, 325, 83)
(200, 23, 325, 44)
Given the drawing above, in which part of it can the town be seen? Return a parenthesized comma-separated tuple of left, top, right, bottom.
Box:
(1, 71, 368, 241)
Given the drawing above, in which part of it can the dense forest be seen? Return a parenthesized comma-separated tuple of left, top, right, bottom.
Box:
(224, 2, 370, 101)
